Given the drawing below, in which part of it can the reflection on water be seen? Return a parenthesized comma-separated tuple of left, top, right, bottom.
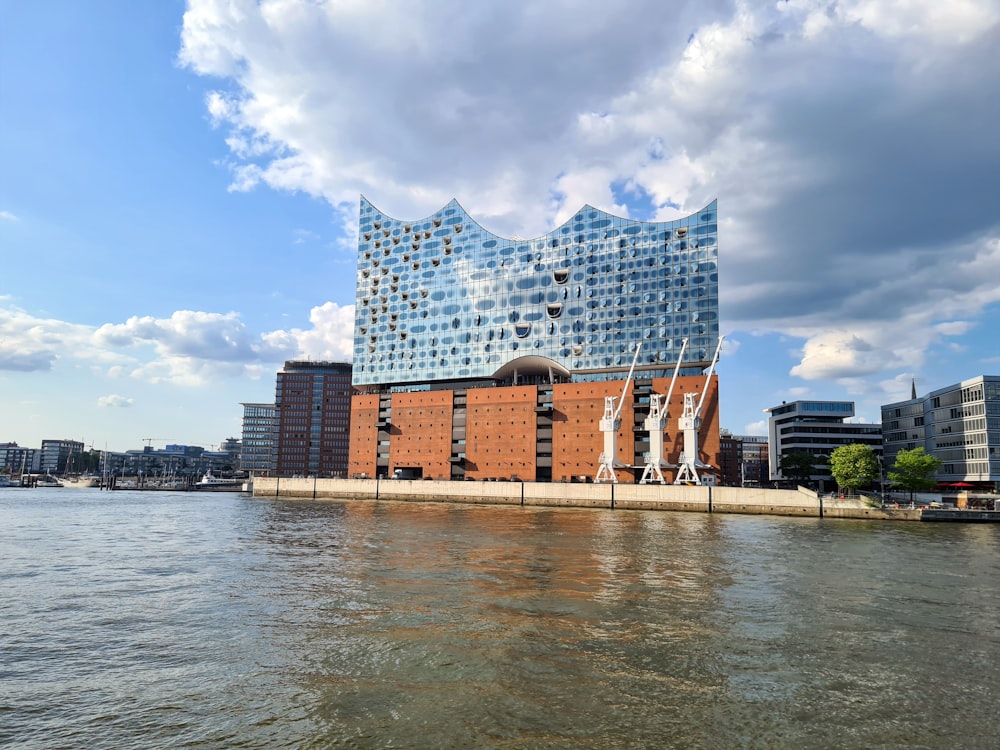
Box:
(2, 489, 998, 748)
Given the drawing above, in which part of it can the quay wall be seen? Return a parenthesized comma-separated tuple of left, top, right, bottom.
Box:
(251, 478, 920, 521)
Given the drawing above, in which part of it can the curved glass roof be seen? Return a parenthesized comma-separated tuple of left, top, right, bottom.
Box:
(353, 196, 719, 387)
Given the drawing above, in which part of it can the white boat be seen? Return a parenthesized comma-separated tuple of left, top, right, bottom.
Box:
(62, 475, 101, 488)
(0, 476, 21, 488)
(35, 475, 64, 488)
(195, 471, 244, 491)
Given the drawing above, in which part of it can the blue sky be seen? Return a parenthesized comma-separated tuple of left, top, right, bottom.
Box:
(2, 0, 999, 453)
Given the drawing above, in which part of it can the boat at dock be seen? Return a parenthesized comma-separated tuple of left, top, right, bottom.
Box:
(62, 475, 101, 488)
(194, 471, 244, 491)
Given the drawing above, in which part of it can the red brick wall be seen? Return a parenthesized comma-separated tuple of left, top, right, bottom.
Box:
(552, 381, 637, 482)
(466, 386, 537, 480)
(348, 394, 379, 477)
(347, 377, 722, 483)
(389, 391, 453, 480)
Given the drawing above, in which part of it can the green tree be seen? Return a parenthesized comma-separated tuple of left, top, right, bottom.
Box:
(829, 444, 880, 496)
(778, 450, 824, 486)
(887, 447, 942, 504)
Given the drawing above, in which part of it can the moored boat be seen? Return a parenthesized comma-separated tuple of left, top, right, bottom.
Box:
(62, 475, 101, 488)
(194, 471, 244, 491)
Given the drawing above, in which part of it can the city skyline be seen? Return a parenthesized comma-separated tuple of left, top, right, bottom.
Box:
(2, 1, 999, 452)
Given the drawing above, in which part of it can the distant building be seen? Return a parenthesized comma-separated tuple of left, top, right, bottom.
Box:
(273, 361, 353, 477)
(882, 375, 1000, 487)
(718, 430, 741, 486)
(40, 439, 85, 475)
(737, 435, 769, 486)
(764, 401, 882, 491)
(219, 437, 241, 466)
(718, 432, 769, 486)
(240, 403, 275, 474)
(1, 443, 40, 475)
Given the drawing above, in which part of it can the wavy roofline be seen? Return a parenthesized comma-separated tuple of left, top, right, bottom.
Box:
(359, 195, 717, 244)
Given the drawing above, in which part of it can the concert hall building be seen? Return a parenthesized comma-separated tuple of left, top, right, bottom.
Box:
(348, 197, 722, 482)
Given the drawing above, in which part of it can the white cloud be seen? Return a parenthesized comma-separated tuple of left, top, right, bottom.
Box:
(0, 300, 351, 386)
(98, 394, 134, 408)
(0, 304, 94, 372)
(261, 302, 354, 362)
(177, 0, 1000, 395)
(0, 210, 19, 222)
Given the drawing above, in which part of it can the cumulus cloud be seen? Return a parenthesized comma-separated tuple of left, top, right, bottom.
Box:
(98, 394, 134, 407)
(0, 300, 352, 386)
(0, 304, 93, 372)
(178, 0, 1000, 393)
(260, 302, 355, 362)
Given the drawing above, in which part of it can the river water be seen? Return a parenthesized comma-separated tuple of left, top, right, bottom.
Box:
(1, 488, 998, 749)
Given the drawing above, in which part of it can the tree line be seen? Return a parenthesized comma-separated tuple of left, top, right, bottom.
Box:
(779, 445, 943, 501)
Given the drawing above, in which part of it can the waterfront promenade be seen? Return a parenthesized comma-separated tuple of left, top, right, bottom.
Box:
(251, 477, 919, 521)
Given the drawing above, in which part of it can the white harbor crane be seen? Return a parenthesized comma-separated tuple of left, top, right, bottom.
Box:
(673, 336, 725, 486)
(594, 343, 642, 483)
(639, 337, 689, 484)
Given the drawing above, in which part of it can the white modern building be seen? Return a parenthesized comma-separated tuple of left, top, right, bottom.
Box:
(240, 402, 275, 474)
(765, 400, 882, 490)
(882, 375, 1000, 487)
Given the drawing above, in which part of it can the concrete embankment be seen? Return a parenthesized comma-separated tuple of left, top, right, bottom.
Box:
(251, 477, 921, 522)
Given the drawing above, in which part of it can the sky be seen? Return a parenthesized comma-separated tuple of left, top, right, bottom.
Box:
(2, 0, 999, 453)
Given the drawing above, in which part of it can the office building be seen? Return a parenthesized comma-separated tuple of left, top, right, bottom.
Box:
(765, 401, 882, 490)
(240, 402, 275, 474)
(40, 439, 85, 475)
(882, 375, 1000, 486)
(350, 197, 721, 482)
(718, 432, 769, 487)
(1, 443, 40, 475)
(273, 361, 353, 477)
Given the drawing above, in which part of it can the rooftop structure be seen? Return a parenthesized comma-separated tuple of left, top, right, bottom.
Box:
(353, 197, 719, 389)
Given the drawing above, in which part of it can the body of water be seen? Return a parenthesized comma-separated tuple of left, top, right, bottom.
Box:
(2, 488, 998, 748)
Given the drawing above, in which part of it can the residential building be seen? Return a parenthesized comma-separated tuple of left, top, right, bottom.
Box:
(240, 403, 275, 474)
(40, 439, 85, 475)
(765, 401, 882, 490)
(350, 197, 722, 482)
(717, 432, 769, 487)
(882, 375, 1000, 487)
(1, 443, 40, 475)
(273, 361, 353, 477)
(718, 430, 740, 486)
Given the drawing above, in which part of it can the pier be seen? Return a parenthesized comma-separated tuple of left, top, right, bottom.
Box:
(250, 477, 925, 521)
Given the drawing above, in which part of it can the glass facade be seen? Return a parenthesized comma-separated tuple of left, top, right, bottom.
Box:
(354, 197, 719, 387)
(240, 402, 275, 473)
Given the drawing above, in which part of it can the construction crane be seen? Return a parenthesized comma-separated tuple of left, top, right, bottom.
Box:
(673, 336, 725, 485)
(594, 343, 642, 483)
(639, 338, 689, 484)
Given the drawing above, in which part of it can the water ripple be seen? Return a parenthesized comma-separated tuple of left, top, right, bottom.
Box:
(1, 490, 998, 748)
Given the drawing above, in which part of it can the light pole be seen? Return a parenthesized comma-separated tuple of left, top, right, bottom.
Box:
(878, 455, 887, 504)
